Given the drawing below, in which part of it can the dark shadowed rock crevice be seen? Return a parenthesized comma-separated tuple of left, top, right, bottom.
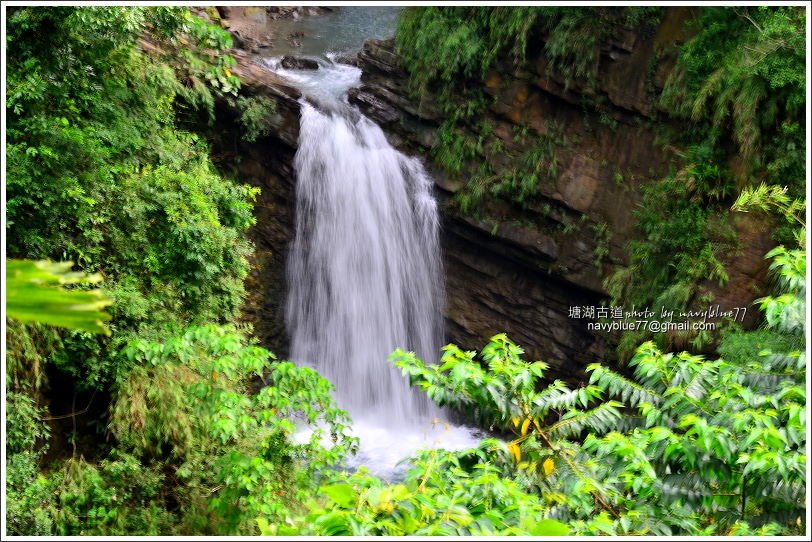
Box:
(200, 53, 302, 358)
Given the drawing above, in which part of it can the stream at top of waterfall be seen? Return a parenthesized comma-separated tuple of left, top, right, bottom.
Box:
(260, 50, 484, 480)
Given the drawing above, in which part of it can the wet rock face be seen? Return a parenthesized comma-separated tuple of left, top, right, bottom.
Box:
(280, 56, 320, 70)
(334, 53, 359, 67)
(345, 14, 770, 374)
(203, 9, 771, 378)
(443, 219, 608, 381)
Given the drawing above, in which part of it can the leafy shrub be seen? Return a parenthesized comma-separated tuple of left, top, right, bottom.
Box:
(230, 95, 279, 142)
(109, 325, 357, 534)
(6, 6, 256, 388)
(47, 453, 173, 536)
(5, 453, 55, 535)
(6, 392, 50, 455)
(5, 393, 53, 535)
(271, 455, 568, 536)
(387, 236, 805, 535)
(106, 160, 257, 325)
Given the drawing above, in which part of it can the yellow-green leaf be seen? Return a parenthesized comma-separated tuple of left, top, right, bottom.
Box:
(508, 442, 521, 462)
(530, 518, 569, 536)
(5, 259, 113, 335)
(320, 483, 356, 509)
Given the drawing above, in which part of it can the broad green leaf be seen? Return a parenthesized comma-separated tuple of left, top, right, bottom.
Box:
(320, 483, 357, 509)
(5, 259, 113, 335)
(530, 519, 570, 536)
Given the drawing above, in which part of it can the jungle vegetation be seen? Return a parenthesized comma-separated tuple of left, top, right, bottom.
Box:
(396, 6, 806, 356)
(4, 5, 808, 537)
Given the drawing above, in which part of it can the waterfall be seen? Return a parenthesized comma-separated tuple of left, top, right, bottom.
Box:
(277, 59, 478, 476)
(287, 101, 444, 422)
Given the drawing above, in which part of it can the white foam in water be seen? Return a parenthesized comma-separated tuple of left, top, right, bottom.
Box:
(348, 418, 483, 480)
(279, 59, 482, 477)
(294, 416, 484, 480)
(262, 56, 362, 106)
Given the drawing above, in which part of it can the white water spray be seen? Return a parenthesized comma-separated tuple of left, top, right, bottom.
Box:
(277, 59, 479, 476)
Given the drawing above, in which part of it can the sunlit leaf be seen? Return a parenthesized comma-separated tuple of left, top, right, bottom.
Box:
(5, 259, 112, 335)
(530, 518, 570, 536)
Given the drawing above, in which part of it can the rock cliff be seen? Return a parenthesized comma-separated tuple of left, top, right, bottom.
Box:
(205, 48, 302, 356)
(199, 9, 773, 379)
(344, 11, 772, 373)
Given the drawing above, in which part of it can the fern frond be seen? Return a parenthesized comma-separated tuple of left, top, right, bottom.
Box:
(532, 383, 603, 413)
(546, 402, 624, 440)
(587, 364, 663, 407)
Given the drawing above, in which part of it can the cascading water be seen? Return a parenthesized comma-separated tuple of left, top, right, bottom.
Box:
(274, 58, 479, 476)
(287, 89, 443, 422)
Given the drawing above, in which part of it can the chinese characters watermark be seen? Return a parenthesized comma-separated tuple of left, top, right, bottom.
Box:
(568, 304, 747, 333)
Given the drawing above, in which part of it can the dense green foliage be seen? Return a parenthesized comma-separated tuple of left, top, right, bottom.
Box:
(4, 5, 808, 538)
(7, 326, 356, 535)
(6, 6, 255, 389)
(396, 6, 806, 354)
(271, 458, 568, 536)
(383, 234, 805, 535)
(5, 392, 53, 534)
(397, 6, 662, 97)
(662, 6, 806, 182)
(4, 6, 283, 535)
